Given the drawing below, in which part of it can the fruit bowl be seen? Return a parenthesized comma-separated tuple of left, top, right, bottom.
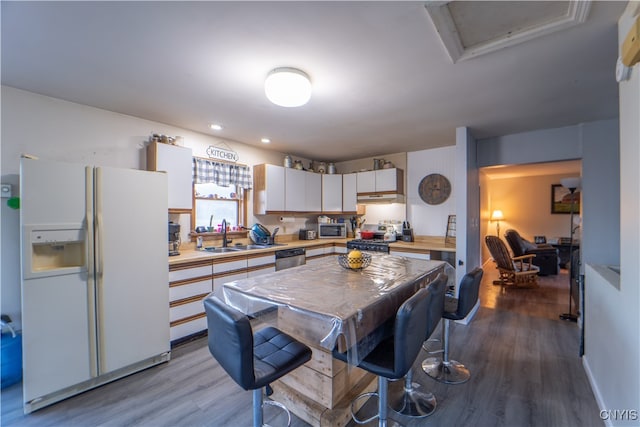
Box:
(338, 252, 372, 271)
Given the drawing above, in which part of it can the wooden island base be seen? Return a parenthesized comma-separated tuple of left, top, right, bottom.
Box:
(272, 373, 377, 426)
(273, 307, 378, 426)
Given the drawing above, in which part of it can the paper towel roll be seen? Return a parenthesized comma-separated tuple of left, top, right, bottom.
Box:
(279, 216, 295, 223)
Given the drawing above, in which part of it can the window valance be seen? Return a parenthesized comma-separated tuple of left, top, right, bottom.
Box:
(192, 158, 253, 189)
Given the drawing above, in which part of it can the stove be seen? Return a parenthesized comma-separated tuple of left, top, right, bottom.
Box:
(347, 239, 390, 253)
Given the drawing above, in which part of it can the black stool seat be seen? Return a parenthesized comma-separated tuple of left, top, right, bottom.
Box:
(333, 286, 435, 427)
(253, 326, 312, 390)
(388, 274, 447, 418)
(422, 268, 483, 385)
(205, 295, 311, 427)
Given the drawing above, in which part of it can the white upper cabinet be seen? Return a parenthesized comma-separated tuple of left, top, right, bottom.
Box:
(286, 169, 321, 212)
(254, 164, 356, 213)
(356, 170, 376, 193)
(357, 168, 403, 194)
(305, 171, 322, 212)
(342, 173, 357, 213)
(147, 142, 193, 212)
(285, 168, 307, 212)
(253, 164, 285, 214)
(375, 169, 401, 192)
(322, 174, 343, 212)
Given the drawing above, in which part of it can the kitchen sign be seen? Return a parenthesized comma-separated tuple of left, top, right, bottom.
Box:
(206, 144, 239, 162)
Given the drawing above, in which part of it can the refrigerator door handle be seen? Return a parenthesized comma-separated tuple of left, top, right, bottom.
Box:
(86, 166, 98, 378)
(94, 167, 107, 373)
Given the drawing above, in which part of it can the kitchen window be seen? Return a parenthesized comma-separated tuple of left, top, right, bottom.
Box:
(191, 157, 251, 237)
(193, 183, 243, 230)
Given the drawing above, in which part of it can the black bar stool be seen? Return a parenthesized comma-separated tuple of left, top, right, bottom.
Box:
(333, 286, 433, 427)
(204, 295, 312, 427)
(422, 268, 483, 384)
(387, 273, 447, 418)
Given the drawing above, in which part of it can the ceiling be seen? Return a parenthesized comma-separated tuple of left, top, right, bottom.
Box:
(1, 1, 627, 162)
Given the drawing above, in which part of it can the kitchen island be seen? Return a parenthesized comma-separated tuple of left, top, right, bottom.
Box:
(222, 253, 452, 426)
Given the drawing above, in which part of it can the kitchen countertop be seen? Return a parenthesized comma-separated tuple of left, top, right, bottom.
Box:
(169, 236, 455, 265)
(389, 236, 456, 252)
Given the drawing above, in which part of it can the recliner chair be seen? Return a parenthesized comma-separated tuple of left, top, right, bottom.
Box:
(504, 229, 559, 276)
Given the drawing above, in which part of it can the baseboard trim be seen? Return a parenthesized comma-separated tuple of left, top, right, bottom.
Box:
(582, 355, 610, 427)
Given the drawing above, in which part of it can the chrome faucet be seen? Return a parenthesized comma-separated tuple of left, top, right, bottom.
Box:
(221, 219, 228, 247)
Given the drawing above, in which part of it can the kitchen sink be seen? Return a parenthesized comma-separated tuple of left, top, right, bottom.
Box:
(203, 247, 246, 253)
(203, 243, 288, 253)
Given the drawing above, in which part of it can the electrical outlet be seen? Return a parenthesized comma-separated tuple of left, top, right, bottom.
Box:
(1, 184, 12, 198)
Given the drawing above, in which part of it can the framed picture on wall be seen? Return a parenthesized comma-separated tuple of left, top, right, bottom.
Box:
(551, 184, 580, 214)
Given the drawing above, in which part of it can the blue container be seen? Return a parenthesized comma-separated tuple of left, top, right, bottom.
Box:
(1, 331, 22, 388)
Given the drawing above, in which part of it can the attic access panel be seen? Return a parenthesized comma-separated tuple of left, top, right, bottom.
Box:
(425, 1, 591, 63)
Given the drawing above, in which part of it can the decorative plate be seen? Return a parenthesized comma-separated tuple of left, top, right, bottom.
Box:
(419, 173, 451, 205)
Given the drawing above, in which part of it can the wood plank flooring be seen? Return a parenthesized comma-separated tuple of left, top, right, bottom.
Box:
(1, 266, 602, 427)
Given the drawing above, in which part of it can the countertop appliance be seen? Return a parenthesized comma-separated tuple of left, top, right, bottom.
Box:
(168, 221, 181, 256)
(318, 222, 346, 239)
(275, 247, 306, 271)
(299, 229, 317, 240)
(347, 239, 391, 253)
(20, 158, 170, 413)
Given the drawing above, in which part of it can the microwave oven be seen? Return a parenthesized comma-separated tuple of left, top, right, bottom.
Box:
(318, 223, 347, 239)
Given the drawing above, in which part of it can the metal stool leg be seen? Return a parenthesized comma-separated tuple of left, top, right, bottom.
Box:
(254, 388, 293, 427)
(349, 377, 404, 427)
(253, 388, 264, 427)
(387, 368, 437, 417)
(422, 319, 471, 384)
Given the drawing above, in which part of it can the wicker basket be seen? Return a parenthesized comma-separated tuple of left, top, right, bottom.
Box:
(337, 252, 372, 271)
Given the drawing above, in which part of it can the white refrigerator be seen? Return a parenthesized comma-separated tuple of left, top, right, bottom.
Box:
(20, 158, 170, 413)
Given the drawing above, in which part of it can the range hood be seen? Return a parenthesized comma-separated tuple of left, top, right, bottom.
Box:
(357, 193, 406, 204)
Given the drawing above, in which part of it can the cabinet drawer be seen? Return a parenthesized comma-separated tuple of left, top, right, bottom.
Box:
(306, 247, 325, 257)
(169, 264, 212, 282)
(170, 296, 207, 322)
(214, 257, 248, 273)
(248, 265, 275, 277)
(170, 315, 207, 342)
(213, 271, 248, 294)
(170, 278, 212, 301)
(248, 254, 274, 268)
(390, 250, 430, 260)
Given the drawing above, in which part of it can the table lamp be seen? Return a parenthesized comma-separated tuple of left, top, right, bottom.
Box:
(490, 210, 504, 237)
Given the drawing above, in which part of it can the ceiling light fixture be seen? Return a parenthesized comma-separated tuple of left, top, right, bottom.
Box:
(210, 124, 223, 131)
(261, 138, 271, 144)
(264, 67, 312, 107)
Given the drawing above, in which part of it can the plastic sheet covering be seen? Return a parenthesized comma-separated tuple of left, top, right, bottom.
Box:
(222, 253, 455, 365)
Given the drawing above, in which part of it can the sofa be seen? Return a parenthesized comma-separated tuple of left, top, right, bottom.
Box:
(504, 229, 559, 276)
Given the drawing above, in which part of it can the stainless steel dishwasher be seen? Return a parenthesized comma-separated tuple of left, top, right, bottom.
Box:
(275, 247, 306, 271)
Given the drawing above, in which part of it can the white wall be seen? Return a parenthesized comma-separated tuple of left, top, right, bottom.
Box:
(582, 5, 640, 424)
(406, 146, 456, 236)
(486, 172, 582, 244)
(0, 86, 289, 327)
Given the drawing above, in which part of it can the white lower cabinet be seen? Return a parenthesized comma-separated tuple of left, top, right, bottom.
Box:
(389, 249, 430, 260)
(306, 244, 335, 265)
(213, 255, 249, 295)
(169, 260, 213, 343)
(248, 253, 276, 277)
(213, 271, 248, 295)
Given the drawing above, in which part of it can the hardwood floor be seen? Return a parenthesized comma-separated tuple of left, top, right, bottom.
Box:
(1, 266, 602, 427)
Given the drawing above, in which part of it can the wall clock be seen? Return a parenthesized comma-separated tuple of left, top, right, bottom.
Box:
(419, 173, 451, 205)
